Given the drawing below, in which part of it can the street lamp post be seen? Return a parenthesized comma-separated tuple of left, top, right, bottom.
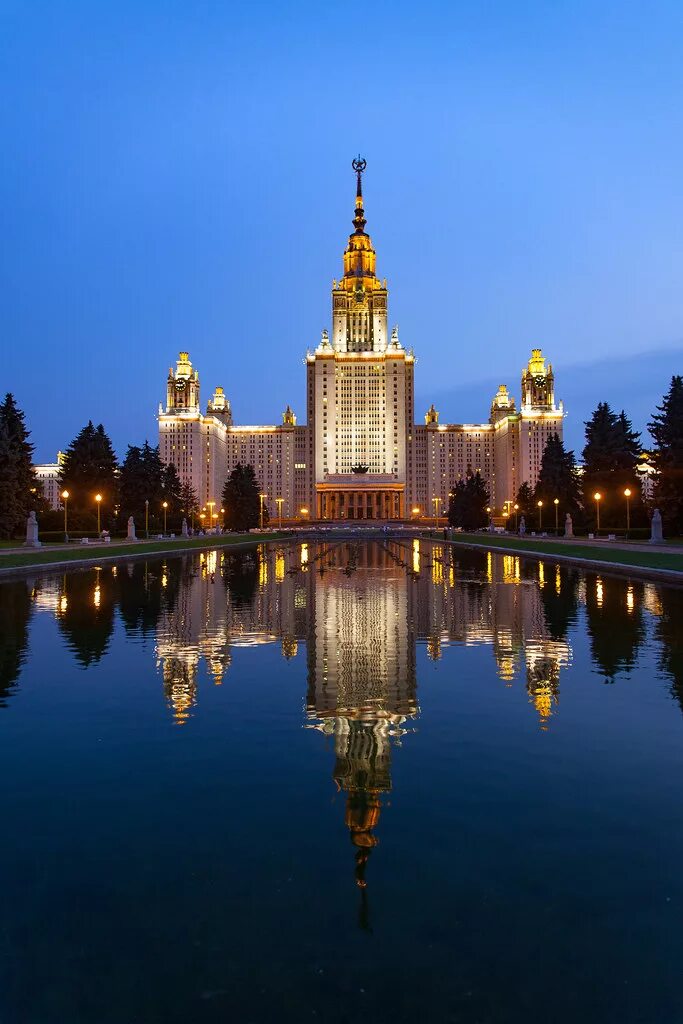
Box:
(95, 493, 102, 537)
(432, 496, 441, 530)
(145, 499, 149, 539)
(61, 490, 69, 542)
(300, 507, 309, 519)
(624, 488, 632, 536)
(259, 493, 267, 530)
(594, 492, 601, 533)
(162, 501, 168, 534)
(537, 500, 543, 531)
(513, 503, 519, 531)
(276, 497, 284, 529)
(554, 497, 559, 533)
(207, 500, 216, 533)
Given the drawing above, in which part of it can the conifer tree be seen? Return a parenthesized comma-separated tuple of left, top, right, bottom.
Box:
(648, 375, 683, 533)
(59, 421, 119, 521)
(162, 462, 183, 527)
(514, 481, 535, 529)
(0, 393, 39, 538)
(221, 463, 263, 532)
(582, 402, 642, 529)
(120, 440, 165, 529)
(447, 471, 489, 531)
(179, 481, 200, 529)
(534, 433, 582, 527)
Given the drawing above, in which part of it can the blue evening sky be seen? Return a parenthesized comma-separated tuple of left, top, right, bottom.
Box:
(1, 0, 681, 460)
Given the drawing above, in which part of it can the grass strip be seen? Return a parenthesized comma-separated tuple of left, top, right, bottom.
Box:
(0, 532, 290, 571)
(437, 533, 683, 572)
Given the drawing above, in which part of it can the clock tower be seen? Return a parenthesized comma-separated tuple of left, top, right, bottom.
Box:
(521, 349, 555, 411)
(166, 351, 200, 414)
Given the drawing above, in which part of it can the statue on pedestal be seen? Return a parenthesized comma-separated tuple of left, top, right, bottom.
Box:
(650, 508, 664, 544)
(564, 513, 573, 538)
(127, 516, 136, 541)
(23, 511, 41, 548)
(181, 518, 189, 537)
(519, 516, 526, 536)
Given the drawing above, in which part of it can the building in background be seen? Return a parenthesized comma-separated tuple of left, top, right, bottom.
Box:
(33, 452, 65, 510)
(159, 162, 565, 519)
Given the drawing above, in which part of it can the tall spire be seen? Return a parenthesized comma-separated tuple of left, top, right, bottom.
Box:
(352, 155, 367, 234)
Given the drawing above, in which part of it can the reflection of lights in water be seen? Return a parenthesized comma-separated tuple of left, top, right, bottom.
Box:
(538, 562, 545, 587)
(486, 551, 492, 583)
(161, 574, 168, 588)
(93, 586, 101, 607)
(503, 555, 515, 582)
(555, 565, 561, 595)
(59, 595, 68, 614)
(515, 556, 520, 582)
(275, 550, 285, 583)
(449, 564, 455, 588)
(111, 566, 117, 577)
(412, 538, 420, 574)
(259, 554, 269, 587)
(205, 550, 217, 576)
(301, 542, 308, 566)
(596, 578, 604, 607)
(627, 586, 634, 613)
(432, 546, 443, 585)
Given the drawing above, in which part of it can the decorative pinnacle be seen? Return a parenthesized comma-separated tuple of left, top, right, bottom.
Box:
(352, 155, 367, 233)
(352, 155, 367, 196)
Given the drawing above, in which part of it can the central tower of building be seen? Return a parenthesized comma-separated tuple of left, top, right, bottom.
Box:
(307, 158, 415, 519)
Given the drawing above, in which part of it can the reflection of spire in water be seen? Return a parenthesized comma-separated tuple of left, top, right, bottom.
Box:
(305, 546, 418, 926)
(162, 657, 197, 724)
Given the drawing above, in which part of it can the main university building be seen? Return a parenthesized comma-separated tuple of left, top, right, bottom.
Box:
(159, 161, 565, 520)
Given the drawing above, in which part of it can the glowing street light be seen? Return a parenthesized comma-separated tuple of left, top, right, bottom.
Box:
(61, 490, 69, 541)
(554, 497, 559, 533)
(162, 500, 168, 534)
(145, 498, 149, 539)
(537, 499, 543, 531)
(513, 502, 519, 531)
(300, 507, 309, 518)
(412, 506, 420, 517)
(624, 487, 632, 536)
(276, 497, 284, 529)
(95, 493, 102, 536)
(259, 493, 268, 530)
(594, 492, 602, 532)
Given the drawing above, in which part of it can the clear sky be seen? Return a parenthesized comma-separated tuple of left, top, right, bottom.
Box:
(2, 0, 681, 460)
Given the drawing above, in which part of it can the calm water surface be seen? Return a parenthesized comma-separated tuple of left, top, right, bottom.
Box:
(1, 539, 682, 1024)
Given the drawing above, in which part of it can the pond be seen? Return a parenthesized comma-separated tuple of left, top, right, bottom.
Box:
(0, 539, 682, 1023)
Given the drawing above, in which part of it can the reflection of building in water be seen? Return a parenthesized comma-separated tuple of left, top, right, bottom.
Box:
(305, 548, 418, 908)
(404, 541, 572, 728)
(154, 541, 572, 731)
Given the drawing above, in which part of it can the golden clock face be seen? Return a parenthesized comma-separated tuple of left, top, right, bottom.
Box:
(354, 285, 365, 304)
(175, 378, 187, 391)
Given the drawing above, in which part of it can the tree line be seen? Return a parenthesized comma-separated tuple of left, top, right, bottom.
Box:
(0, 402, 271, 538)
(0, 374, 681, 538)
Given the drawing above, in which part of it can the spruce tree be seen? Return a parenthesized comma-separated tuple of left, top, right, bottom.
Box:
(447, 472, 489, 531)
(514, 481, 535, 529)
(221, 463, 263, 532)
(648, 375, 683, 533)
(162, 462, 183, 527)
(59, 421, 119, 523)
(534, 433, 582, 528)
(179, 481, 200, 529)
(582, 402, 642, 529)
(0, 394, 39, 538)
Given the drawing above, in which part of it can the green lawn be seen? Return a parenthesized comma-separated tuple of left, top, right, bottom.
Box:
(0, 532, 289, 571)
(436, 533, 683, 573)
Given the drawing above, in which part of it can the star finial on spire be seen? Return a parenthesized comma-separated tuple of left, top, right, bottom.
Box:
(351, 156, 367, 233)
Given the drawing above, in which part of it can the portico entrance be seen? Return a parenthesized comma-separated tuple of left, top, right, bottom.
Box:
(316, 487, 404, 520)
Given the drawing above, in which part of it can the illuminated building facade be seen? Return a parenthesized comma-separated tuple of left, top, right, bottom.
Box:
(33, 451, 65, 510)
(158, 162, 564, 517)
